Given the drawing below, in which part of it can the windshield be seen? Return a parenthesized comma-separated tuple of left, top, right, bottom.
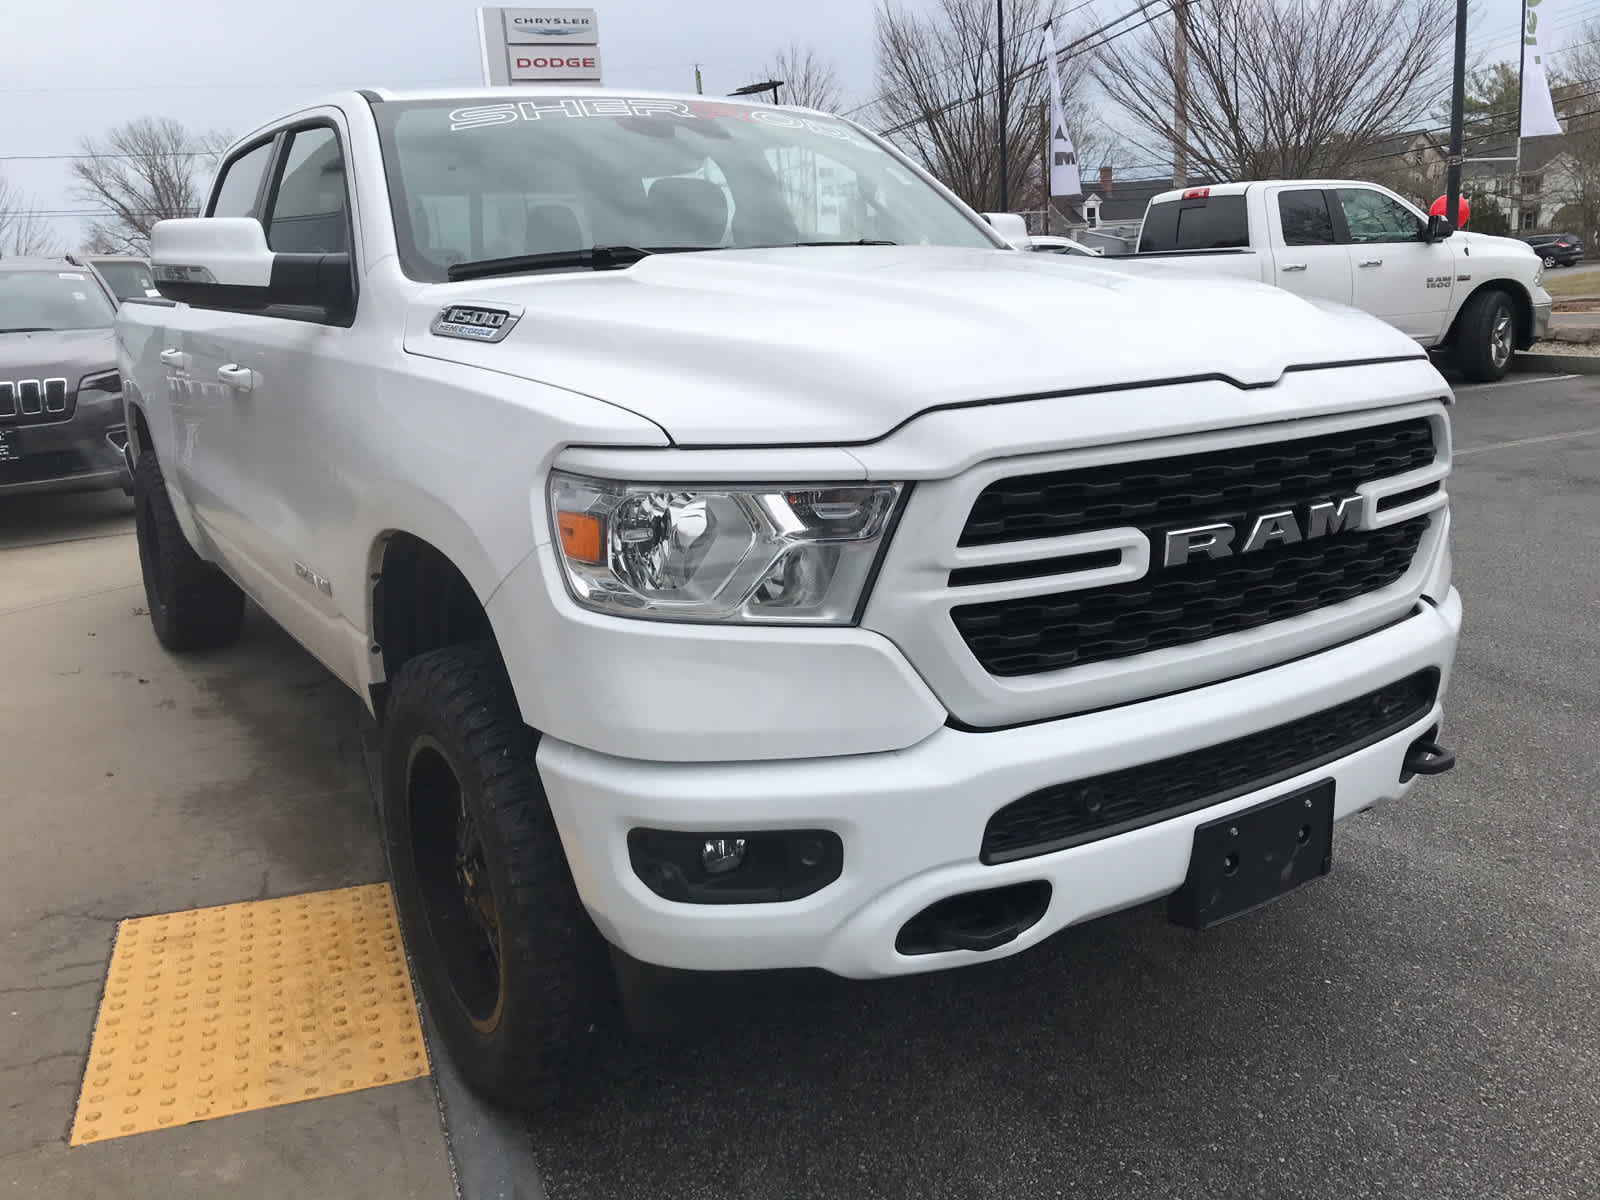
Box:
(374, 95, 999, 281)
(0, 268, 116, 332)
(91, 260, 156, 302)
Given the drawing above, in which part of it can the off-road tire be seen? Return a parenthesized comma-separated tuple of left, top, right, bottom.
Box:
(132, 450, 246, 652)
(381, 642, 617, 1110)
(1453, 288, 1517, 383)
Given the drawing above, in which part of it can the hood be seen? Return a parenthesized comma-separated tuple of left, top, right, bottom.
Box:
(0, 327, 117, 384)
(1452, 230, 1541, 260)
(402, 246, 1426, 447)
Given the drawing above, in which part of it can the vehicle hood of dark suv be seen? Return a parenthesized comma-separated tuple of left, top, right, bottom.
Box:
(0, 328, 117, 384)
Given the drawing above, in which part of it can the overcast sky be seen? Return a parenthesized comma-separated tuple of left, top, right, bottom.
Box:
(0, 0, 1561, 250)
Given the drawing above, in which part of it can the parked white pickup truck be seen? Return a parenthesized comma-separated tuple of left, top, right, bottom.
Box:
(1129, 181, 1552, 382)
(119, 87, 1463, 1107)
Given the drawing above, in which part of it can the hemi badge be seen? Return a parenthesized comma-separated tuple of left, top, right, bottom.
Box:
(430, 302, 525, 344)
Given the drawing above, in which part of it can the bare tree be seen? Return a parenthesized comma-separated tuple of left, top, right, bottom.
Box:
(1553, 24, 1600, 247)
(70, 117, 231, 255)
(0, 174, 63, 257)
(753, 43, 845, 112)
(1094, 0, 1453, 181)
(870, 0, 1114, 213)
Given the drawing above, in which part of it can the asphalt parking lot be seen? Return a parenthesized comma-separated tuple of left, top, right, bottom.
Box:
(3, 370, 1597, 1200)
(516, 371, 1600, 1200)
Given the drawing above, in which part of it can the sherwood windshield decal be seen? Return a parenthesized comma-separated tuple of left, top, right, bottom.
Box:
(447, 97, 864, 143)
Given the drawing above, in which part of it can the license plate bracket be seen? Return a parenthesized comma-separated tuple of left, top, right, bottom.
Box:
(0, 428, 19, 463)
(1168, 780, 1335, 929)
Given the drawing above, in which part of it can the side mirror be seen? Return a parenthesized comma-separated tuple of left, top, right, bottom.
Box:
(981, 212, 1032, 249)
(149, 217, 352, 318)
(1425, 214, 1454, 243)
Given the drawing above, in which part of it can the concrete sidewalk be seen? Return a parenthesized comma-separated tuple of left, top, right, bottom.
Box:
(1, 494, 455, 1199)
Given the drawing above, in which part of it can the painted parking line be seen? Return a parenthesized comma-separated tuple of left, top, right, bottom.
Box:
(69, 884, 428, 1146)
(1455, 373, 1579, 392)
(1455, 425, 1600, 458)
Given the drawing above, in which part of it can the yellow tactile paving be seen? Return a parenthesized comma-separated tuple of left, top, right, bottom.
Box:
(70, 883, 429, 1146)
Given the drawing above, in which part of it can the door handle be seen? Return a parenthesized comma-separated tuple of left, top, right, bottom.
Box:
(159, 348, 187, 368)
(1358, 258, 1384, 268)
(1280, 263, 1308, 272)
(217, 364, 255, 392)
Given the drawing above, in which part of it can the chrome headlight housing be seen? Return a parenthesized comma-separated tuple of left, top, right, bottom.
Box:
(1534, 258, 1546, 287)
(548, 471, 903, 624)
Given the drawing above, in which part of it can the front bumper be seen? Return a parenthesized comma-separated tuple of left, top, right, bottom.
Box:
(537, 587, 1462, 979)
(0, 395, 131, 498)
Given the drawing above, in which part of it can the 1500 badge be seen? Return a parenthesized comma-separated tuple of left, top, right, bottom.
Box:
(430, 302, 524, 343)
(1425, 275, 1453, 290)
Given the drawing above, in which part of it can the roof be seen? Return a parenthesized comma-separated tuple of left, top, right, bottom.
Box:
(0, 256, 86, 273)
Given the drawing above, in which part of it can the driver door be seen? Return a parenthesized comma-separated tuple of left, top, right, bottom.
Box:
(1333, 186, 1455, 344)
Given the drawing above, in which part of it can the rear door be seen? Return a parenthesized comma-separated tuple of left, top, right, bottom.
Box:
(1332, 185, 1455, 343)
(1266, 187, 1352, 305)
(162, 134, 279, 553)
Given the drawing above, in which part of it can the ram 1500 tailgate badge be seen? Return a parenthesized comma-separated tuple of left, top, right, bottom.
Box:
(430, 302, 524, 343)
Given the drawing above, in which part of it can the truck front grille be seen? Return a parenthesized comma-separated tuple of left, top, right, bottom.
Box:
(952, 419, 1437, 677)
(980, 669, 1439, 864)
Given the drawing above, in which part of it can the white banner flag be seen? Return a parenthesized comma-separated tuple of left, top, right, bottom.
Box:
(1521, 0, 1563, 138)
(1041, 24, 1083, 197)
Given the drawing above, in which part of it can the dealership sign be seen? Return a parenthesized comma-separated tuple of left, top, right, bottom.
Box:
(477, 7, 602, 85)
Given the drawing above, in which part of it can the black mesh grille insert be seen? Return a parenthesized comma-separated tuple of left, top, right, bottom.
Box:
(960, 419, 1436, 547)
(953, 517, 1429, 677)
(981, 669, 1440, 864)
(951, 419, 1438, 677)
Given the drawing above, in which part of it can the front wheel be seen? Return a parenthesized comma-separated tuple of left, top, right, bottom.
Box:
(1453, 289, 1517, 383)
(132, 449, 245, 652)
(381, 643, 617, 1109)
(1542, 254, 1557, 269)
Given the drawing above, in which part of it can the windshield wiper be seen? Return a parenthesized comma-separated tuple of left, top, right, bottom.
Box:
(0, 326, 51, 333)
(791, 239, 897, 247)
(445, 245, 711, 282)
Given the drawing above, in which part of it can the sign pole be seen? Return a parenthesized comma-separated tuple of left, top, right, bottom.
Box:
(997, 0, 1008, 211)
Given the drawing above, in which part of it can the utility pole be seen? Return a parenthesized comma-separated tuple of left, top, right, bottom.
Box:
(997, 0, 1009, 211)
(694, 64, 703, 95)
(1041, 101, 1050, 235)
(1172, 0, 1189, 189)
(1444, 0, 1468, 230)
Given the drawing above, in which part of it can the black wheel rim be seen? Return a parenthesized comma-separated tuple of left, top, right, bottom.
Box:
(406, 737, 504, 1032)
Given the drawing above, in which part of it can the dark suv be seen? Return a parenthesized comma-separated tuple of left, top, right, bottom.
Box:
(1523, 232, 1585, 268)
(0, 257, 132, 498)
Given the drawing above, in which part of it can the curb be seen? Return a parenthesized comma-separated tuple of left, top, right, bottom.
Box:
(359, 715, 549, 1200)
(1515, 352, 1600, 375)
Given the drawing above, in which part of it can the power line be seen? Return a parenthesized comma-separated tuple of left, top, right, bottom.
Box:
(0, 74, 474, 95)
(878, 0, 1190, 138)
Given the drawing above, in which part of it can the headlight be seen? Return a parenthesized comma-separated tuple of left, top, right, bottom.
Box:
(548, 471, 904, 624)
(77, 369, 122, 398)
(1534, 259, 1545, 287)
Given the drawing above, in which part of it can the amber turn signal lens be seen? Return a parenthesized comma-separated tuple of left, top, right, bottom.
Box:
(556, 511, 604, 564)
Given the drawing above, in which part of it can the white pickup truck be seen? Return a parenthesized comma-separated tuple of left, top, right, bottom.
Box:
(118, 87, 1463, 1107)
(1129, 180, 1552, 382)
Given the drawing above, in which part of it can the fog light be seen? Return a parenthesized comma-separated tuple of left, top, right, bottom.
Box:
(701, 836, 747, 875)
(628, 828, 844, 905)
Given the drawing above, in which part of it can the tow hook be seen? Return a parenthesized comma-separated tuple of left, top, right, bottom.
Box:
(1402, 734, 1456, 779)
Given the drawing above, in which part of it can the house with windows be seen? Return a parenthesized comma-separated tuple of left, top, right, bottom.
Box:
(1043, 168, 1218, 254)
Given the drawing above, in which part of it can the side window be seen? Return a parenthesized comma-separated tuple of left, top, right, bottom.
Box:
(1278, 190, 1335, 246)
(264, 127, 349, 254)
(1337, 188, 1424, 244)
(208, 141, 274, 219)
